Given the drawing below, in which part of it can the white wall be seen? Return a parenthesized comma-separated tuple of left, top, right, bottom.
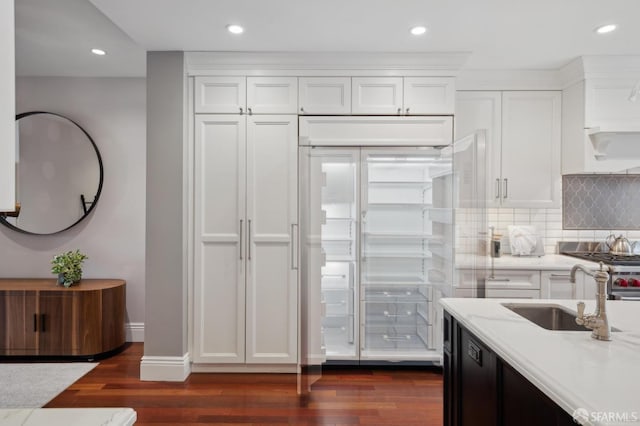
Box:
(0, 77, 146, 339)
(0, 0, 15, 211)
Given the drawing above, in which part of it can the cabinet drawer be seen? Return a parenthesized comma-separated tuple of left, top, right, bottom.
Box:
(299, 77, 351, 115)
(485, 288, 541, 299)
(195, 76, 246, 113)
(485, 270, 541, 290)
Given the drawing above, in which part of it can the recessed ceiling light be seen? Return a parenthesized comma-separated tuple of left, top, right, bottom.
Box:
(227, 24, 244, 34)
(595, 24, 617, 34)
(410, 26, 427, 36)
(91, 48, 106, 56)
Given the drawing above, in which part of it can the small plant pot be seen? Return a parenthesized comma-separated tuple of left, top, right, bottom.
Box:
(57, 273, 80, 287)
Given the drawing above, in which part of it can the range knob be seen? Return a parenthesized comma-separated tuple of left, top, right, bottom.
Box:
(615, 278, 629, 287)
(630, 278, 640, 287)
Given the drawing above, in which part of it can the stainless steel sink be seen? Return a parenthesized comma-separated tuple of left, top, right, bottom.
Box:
(502, 303, 620, 332)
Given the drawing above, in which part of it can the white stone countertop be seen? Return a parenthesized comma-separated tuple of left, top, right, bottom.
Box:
(456, 253, 601, 270)
(440, 298, 640, 426)
(0, 408, 136, 425)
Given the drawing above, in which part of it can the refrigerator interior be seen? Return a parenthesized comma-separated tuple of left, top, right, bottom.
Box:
(360, 150, 452, 359)
(301, 147, 454, 362)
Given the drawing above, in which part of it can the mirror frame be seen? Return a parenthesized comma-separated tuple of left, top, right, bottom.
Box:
(0, 111, 104, 235)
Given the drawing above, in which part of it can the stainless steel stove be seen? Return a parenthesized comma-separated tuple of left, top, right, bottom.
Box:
(559, 241, 640, 300)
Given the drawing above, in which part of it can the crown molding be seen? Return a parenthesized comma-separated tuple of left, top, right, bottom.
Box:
(560, 55, 640, 87)
(185, 51, 471, 76)
(456, 69, 562, 90)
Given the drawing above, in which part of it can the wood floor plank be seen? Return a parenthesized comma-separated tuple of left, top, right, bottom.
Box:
(45, 343, 444, 425)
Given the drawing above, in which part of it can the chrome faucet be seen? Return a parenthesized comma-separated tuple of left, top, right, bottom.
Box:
(570, 262, 612, 341)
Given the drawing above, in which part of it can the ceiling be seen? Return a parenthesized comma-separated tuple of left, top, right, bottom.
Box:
(16, 0, 640, 77)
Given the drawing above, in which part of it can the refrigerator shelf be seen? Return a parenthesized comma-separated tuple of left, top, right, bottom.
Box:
(363, 232, 442, 241)
(366, 202, 433, 207)
(362, 252, 432, 259)
(368, 180, 433, 186)
(428, 208, 453, 224)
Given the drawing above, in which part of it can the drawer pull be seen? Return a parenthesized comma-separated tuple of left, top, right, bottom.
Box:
(550, 274, 570, 278)
(487, 278, 510, 282)
(468, 340, 482, 366)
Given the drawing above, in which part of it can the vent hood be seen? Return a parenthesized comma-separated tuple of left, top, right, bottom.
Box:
(587, 126, 640, 160)
(561, 56, 640, 173)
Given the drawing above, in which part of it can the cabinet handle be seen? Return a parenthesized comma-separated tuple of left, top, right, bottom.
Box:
(503, 178, 508, 199)
(487, 278, 510, 282)
(248, 219, 252, 260)
(239, 219, 243, 260)
(300, 107, 305, 113)
(495, 178, 501, 199)
(248, 107, 253, 115)
(406, 107, 410, 114)
(239, 107, 244, 115)
(550, 274, 570, 278)
(397, 108, 401, 114)
(468, 340, 482, 366)
(41, 314, 46, 332)
(291, 224, 298, 270)
(33, 313, 38, 332)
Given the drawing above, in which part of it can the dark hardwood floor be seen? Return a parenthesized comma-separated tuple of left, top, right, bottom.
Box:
(46, 343, 444, 425)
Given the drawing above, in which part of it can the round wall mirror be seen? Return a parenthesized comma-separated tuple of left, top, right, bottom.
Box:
(0, 112, 104, 235)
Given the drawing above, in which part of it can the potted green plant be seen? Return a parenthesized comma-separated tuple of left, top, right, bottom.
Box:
(51, 249, 88, 287)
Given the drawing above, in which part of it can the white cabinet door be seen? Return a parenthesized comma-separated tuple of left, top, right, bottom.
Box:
(501, 91, 561, 208)
(298, 77, 351, 115)
(352, 77, 403, 115)
(404, 77, 455, 115)
(194, 77, 246, 114)
(247, 77, 298, 114)
(540, 271, 579, 299)
(193, 115, 247, 363)
(455, 91, 502, 206)
(245, 115, 298, 364)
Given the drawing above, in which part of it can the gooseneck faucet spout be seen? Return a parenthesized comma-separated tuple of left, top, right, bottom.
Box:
(572, 262, 612, 341)
(570, 264, 596, 283)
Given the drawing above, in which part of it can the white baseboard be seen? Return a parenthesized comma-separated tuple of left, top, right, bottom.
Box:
(191, 363, 297, 373)
(140, 353, 191, 381)
(125, 322, 144, 342)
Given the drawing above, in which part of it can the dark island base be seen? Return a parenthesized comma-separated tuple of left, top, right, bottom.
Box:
(0, 342, 130, 362)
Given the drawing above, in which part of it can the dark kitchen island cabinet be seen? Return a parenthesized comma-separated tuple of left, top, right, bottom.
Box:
(443, 310, 575, 426)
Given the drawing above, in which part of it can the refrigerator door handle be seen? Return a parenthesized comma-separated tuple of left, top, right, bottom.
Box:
(248, 219, 252, 260)
(291, 224, 298, 270)
(239, 219, 243, 260)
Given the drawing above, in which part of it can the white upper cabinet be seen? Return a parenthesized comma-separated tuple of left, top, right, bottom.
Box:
(456, 91, 561, 208)
(247, 77, 298, 114)
(403, 77, 455, 115)
(298, 77, 351, 115)
(501, 91, 561, 208)
(352, 77, 403, 115)
(352, 77, 455, 115)
(195, 76, 246, 114)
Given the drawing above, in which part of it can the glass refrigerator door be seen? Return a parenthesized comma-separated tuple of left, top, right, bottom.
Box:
(360, 148, 452, 360)
(300, 147, 359, 362)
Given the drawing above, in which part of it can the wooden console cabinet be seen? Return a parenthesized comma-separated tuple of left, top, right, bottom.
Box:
(0, 279, 125, 359)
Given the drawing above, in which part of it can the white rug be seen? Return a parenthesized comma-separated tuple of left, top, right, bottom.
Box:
(0, 363, 97, 408)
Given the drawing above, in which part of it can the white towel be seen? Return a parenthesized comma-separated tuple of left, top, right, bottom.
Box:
(508, 225, 538, 256)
